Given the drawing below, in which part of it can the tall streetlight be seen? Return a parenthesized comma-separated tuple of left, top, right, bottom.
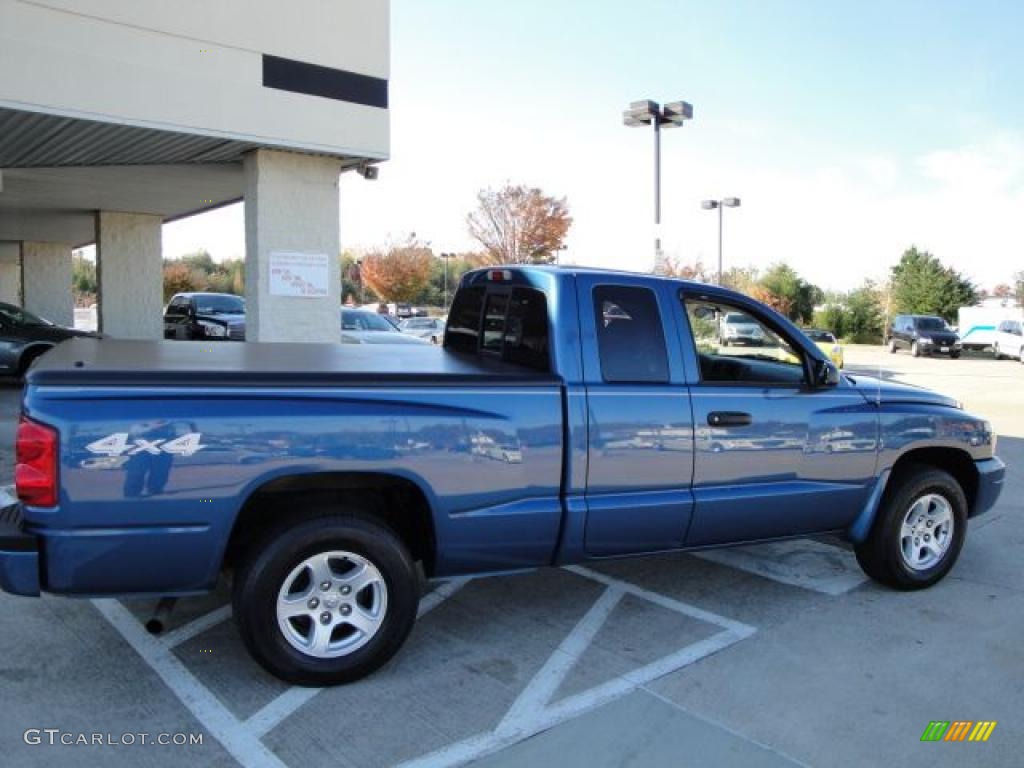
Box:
(553, 244, 567, 265)
(623, 99, 693, 267)
(439, 252, 456, 308)
(701, 197, 741, 284)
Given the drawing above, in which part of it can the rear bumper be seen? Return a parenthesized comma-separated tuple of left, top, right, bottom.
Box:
(972, 456, 1006, 518)
(0, 503, 40, 596)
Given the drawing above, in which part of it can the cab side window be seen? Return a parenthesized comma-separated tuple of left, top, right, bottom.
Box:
(593, 285, 669, 383)
(684, 297, 805, 385)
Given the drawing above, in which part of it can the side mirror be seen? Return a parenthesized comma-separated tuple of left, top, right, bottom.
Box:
(814, 358, 840, 387)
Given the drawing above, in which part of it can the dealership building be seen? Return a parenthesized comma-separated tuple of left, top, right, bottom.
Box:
(0, 0, 388, 342)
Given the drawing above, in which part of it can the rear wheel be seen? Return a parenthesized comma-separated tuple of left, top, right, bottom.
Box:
(233, 510, 419, 685)
(854, 465, 967, 590)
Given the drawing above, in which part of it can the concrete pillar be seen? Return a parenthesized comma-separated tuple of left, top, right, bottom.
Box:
(244, 149, 342, 342)
(96, 211, 163, 339)
(21, 241, 73, 326)
(0, 243, 20, 305)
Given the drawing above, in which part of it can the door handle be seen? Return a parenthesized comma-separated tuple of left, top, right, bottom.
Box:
(707, 411, 752, 427)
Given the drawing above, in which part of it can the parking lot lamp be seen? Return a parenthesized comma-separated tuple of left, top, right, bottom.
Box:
(701, 197, 741, 284)
(623, 100, 693, 269)
(439, 252, 456, 309)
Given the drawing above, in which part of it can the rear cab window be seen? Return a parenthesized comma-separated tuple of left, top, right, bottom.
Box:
(444, 282, 551, 372)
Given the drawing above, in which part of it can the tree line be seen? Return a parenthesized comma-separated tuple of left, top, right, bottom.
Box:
(69, 182, 1004, 343)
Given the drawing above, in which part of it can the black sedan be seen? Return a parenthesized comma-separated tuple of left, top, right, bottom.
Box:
(164, 292, 246, 341)
(0, 302, 98, 378)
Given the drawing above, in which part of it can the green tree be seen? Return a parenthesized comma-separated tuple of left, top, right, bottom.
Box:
(845, 281, 885, 343)
(813, 304, 847, 337)
(72, 254, 97, 300)
(757, 263, 821, 323)
(890, 246, 976, 322)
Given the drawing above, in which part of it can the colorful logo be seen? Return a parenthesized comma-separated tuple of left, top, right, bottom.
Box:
(921, 721, 997, 742)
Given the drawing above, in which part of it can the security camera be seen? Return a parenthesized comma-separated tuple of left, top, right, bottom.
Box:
(358, 163, 379, 181)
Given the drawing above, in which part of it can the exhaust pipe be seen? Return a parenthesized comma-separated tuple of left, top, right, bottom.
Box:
(145, 597, 178, 635)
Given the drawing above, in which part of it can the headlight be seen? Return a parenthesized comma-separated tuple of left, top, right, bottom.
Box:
(198, 321, 226, 338)
(918, 336, 933, 344)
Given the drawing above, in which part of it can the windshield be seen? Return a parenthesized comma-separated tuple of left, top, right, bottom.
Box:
(914, 317, 948, 331)
(806, 330, 836, 343)
(725, 313, 755, 324)
(342, 310, 397, 332)
(195, 295, 245, 314)
(0, 303, 52, 327)
(401, 318, 435, 329)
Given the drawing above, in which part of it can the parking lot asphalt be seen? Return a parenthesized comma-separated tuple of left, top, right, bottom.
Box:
(1, 345, 1020, 768)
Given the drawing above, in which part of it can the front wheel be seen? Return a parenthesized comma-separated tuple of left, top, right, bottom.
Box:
(233, 512, 420, 685)
(911, 341, 921, 357)
(888, 338, 897, 354)
(854, 466, 967, 590)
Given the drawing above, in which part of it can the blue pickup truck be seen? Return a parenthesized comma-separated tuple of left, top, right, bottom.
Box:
(0, 267, 1005, 685)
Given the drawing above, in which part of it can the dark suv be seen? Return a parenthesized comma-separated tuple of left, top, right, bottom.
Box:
(164, 293, 246, 341)
(888, 314, 961, 358)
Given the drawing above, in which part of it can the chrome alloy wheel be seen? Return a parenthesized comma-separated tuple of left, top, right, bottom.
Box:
(899, 494, 954, 571)
(276, 551, 388, 658)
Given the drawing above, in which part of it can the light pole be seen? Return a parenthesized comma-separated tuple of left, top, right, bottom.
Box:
(701, 197, 741, 284)
(553, 245, 567, 265)
(439, 252, 456, 309)
(623, 99, 693, 268)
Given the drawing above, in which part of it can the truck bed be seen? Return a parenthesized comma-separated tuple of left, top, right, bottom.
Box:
(28, 338, 561, 388)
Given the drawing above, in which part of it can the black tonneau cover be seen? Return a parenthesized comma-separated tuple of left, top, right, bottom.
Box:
(28, 339, 561, 388)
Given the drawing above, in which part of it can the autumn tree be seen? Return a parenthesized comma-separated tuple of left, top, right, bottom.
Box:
(359, 237, 434, 303)
(467, 184, 571, 264)
(757, 263, 821, 323)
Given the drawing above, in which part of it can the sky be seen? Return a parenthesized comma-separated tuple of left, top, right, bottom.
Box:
(162, 0, 1024, 292)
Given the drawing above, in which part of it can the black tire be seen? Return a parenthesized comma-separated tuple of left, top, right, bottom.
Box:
(993, 343, 1002, 360)
(911, 341, 921, 358)
(888, 338, 897, 354)
(950, 352, 960, 359)
(854, 465, 968, 590)
(233, 510, 420, 685)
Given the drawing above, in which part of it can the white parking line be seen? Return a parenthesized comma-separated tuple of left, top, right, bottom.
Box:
(693, 538, 868, 595)
(418, 577, 471, 618)
(95, 566, 756, 768)
(245, 686, 323, 739)
(160, 604, 233, 649)
(93, 575, 474, 766)
(497, 586, 623, 734)
(92, 598, 288, 768)
(397, 568, 756, 768)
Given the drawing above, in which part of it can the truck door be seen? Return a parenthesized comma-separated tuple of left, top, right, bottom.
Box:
(679, 290, 876, 545)
(576, 274, 695, 556)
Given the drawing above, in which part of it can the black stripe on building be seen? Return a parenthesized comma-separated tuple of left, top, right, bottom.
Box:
(262, 54, 388, 109)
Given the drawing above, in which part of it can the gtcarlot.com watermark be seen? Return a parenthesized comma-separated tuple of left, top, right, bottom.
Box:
(24, 729, 203, 747)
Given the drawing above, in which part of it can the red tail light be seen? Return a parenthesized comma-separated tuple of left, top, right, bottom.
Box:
(16, 416, 59, 507)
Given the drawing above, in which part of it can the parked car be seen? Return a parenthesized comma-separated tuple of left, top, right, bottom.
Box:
(341, 309, 430, 345)
(888, 314, 961, 358)
(0, 302, 99, 378)
(804, 329, 844, 368)
(2, 267, 1003, 686)
(399, 316, 446, 344)
(991, 319, 1024, 361)
(719, 311, 764, 345)
(164, 293, 246, 341)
